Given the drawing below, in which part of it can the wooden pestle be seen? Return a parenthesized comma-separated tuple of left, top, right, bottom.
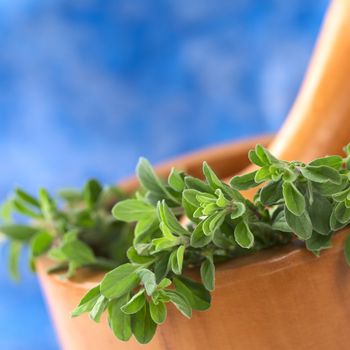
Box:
(268, 0, 350, 162)
(121, 0, 350, 194)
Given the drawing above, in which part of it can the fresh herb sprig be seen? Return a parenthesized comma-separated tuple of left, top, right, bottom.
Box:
(0, 181, 132, 279)
(2, 144, 350, 344)
(73, 144, 350, 344)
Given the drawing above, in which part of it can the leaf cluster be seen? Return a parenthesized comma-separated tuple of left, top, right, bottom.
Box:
(73, 146, 350, 344)
(2, 145, 350, 344)
(0, 181, 132, 279)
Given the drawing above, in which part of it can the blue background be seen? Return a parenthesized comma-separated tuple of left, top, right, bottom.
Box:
(0, 0, 329, 348)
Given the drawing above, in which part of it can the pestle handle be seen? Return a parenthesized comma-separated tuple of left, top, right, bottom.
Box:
(120, 1, 350, 195)
(269, 0, 350, 162)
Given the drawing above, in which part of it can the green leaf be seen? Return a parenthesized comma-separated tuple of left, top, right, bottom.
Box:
(248, 149, 265, 166)
(121, 289, 146, 314)
(305, 232, 332, 256)
(208, 210, 227, 231)
(170, 245, 185, 275)
(308, 194, 332, 235)
(202, 203, 218, 216)
(168, 168, 185, 192)
(284, 207, 312, 240)
(182, 193, 198, 221)
(38, 188, 56, 221)
(200, 256, 215, 291)
(154, 253, 171, 283)
(0, 225, 39, 241)
(193, 207, 204, 218)
(100, 263, 140, 299)
(176, 245, 185, 272)
(157, 278, 172, 289)
(271, 211, 293, 232)
(190, 222, 213, 248)
(173, 276, 211, 311)
(312, 176, 347, 196)
(196, 192, 217, 205)
(300, 165, 341, 184)
(83, 179, 102, 209)
(255, 144, 275, 165)
(152, 236, 178, 252)
(63, 230, 78, 243)
(282, 182, 305, 216)
(184, 176, 213, 193)
(230, 202, 246, 219)
(202, 162, 223, 189)
(127, 247, 155, 265)
(334, 202, 350, 224)
(58, 188, 83, 203)
(8, 240, 23, 281)
(333, 188, 350, 202)
(259, 181, 283, 205)
(138, 269, 157, 296)
(112, 199, 156, 222)
(163, 290, 192, 318)
(212, 229, 235, 248)
(137, 158, 166, 195)
(30, 231, 53, 257)
(108, 294, 132, 341)
(254, 166, 271, 183)
(47, 247, 66, 262)
(344, 235, 350, 266)
(215, 189, 228, 207)
(202, 216, 216, 236)
(230, 171, 258, 190)
(309, 155, 342, 169)
(132, 303, 157, 344)
(158, 201, 188, 236)
(0, 198, 14, 223)
(149, 300, 167, 325)
(330, 210, 347, 231)
(135, 213, 158, 234)
(234, 220, 254, 248)
(61, 239, 96, 266)
(12, 199, 42, 219)
(71, 286, 101, 317)
(89, 295, 108, 322)
(15, 188, 40, 208)
(182, 189, 200, 207)
(282, 167, 298, 182)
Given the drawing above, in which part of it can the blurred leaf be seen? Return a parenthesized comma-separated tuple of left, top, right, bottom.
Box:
(8, 241, 23, 281)
(0, 225, 39, 241)
(83, 179, 103, 209)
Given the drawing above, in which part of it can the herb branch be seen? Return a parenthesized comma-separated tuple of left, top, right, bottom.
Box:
(2, 144, 350, 344)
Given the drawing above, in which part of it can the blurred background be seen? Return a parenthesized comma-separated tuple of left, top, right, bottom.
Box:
(0, 0, 329, 348)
